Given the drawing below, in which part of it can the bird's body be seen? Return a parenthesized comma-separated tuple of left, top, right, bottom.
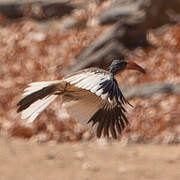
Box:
(17, 60, 145, 139)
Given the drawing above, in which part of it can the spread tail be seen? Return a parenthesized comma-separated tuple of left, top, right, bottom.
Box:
(17, 80, 63, 123)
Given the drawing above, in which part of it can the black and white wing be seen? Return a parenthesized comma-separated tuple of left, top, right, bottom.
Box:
(64, 68, 130, 105)
(63, 68, 131, 139)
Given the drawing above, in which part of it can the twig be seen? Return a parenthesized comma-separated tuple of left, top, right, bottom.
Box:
(0, 0, 76, 20)
(122, 82, 180, 99)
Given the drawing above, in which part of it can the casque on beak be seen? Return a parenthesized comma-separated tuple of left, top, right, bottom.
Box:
(126, 61, 146, 74)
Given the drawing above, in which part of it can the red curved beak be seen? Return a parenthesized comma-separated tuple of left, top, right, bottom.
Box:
(126, 61, 146, 74)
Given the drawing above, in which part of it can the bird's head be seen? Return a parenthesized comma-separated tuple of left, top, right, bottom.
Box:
(109, 59, 146, 75)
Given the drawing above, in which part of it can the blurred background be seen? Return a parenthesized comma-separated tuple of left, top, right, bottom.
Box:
(0, 0, 180, 179)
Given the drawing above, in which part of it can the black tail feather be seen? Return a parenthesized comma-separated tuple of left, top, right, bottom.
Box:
(17, 85, 56, 113)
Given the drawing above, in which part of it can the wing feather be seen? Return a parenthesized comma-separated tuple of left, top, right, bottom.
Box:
(63, 68, 130, 139)
(88, 104, 129, 139)
(62, 93, 104, 132)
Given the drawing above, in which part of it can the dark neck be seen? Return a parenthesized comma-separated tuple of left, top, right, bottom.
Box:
(108, 60, 127, 75)
(108, 66, 120, 75)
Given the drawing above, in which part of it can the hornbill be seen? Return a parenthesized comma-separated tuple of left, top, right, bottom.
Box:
(17, 60, 145, 139)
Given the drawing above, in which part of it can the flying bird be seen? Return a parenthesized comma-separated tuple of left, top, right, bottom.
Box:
(17, 60, 145, 139)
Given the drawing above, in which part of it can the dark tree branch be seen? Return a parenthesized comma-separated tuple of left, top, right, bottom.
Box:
(99, 0, 146, 25)
(122, 82, 180, 99)
(63, 0, 180, 74)
(62, 24, 129, 75)
(0, 0, 76, 20)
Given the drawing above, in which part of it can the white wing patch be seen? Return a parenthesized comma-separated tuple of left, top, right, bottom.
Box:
(65, 71, 112, 101)
(101, 93, 108, 100)
(21, 95, 57, 123)
(24, 81, 60, 96)
(95, 88, 103, 96)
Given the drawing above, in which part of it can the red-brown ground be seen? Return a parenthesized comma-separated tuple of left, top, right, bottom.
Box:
(1, 137, 180, 180)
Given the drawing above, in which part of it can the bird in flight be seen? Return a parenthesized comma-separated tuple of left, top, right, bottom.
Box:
(17, 59, 145, 139)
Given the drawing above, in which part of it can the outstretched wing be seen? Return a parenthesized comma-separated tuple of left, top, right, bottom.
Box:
(63, 68, 131, 138)
(62, 90, 129, 139)
(64, 67, 131, 106)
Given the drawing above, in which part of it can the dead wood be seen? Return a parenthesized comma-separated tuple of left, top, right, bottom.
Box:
(63, 0, 180, 74)
(0, 0, 76, 20)
(62, 23, 128, 74)
(99, 0, 146, 25)
(122, 82, 180, 99)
